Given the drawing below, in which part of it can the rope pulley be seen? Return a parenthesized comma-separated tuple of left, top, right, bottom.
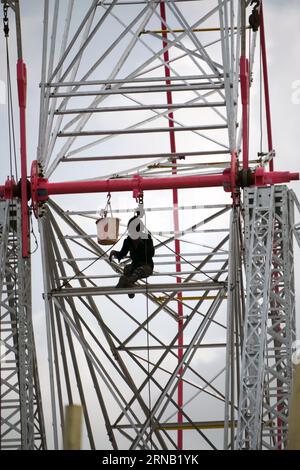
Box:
(135, 191, 145, 220)
(249, 0, 261, 32)
(96, 193, 120, 245)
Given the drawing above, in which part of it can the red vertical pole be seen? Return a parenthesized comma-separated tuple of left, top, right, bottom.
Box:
(17, 59, 29, 258)
(260, 2, 274, 171)
(240, 56, 249, 170)
(159, 1, 183, 449)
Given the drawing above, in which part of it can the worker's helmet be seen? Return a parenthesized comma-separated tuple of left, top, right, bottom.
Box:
(127, 215, 146, 240)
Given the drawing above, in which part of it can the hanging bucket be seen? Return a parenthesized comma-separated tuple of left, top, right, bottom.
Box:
(96, 216, 120, 245)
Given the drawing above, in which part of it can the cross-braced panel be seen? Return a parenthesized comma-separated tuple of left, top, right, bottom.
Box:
(39, 198, 236, 449)
(35, 0, 259, 450)
(0, 201, 46, 449)
(237, 186, 275, 449)
(262, 186, 296, 449)
(237, 186, 296, 450)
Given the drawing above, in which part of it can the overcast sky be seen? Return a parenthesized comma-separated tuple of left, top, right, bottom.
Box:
(0, 0, 300, 450)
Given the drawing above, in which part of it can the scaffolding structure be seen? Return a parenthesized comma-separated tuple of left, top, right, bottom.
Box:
(0, 201, 46, 449)
(0, 0, 299, 450)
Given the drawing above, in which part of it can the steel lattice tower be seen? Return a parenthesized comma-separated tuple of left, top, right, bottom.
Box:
(0, 201, 46, 449)
(0, 0, 299, 450)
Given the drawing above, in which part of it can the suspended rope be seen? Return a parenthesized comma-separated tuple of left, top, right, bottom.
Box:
(141, 200, 153, 450)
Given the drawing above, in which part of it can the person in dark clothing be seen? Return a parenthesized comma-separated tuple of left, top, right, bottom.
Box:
(109, 215, 155, 298)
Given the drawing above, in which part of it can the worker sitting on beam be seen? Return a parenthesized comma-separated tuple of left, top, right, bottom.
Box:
(109, 215, 154, 298)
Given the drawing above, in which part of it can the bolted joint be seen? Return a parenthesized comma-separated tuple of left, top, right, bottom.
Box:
(132, 173, 143, 201)
(16, 178, 31, 201)
(222, 167, 232, 193)
(31, 160, 49, 218)
(238, 168, 253, 188)
(222, 152, 240, 207)
(4, 177, 16, 200)
(253, 166, 265, 186)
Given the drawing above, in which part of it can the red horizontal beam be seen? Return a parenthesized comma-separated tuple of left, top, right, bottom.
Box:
(46, 173, 225, 195)
(42, 170, 300, 197)
(0, 168, 298, 202)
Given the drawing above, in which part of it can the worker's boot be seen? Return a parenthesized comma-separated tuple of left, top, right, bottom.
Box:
(116, 276, 129, 288)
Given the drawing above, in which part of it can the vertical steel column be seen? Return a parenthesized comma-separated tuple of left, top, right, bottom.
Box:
(261, 186, 296, 449)
(0, 201, 46, 449)
(224, 207, 244, 449)
(16, 202, 34, 447)
(159, 1, 183, 449)
(237, 186, 275, 449)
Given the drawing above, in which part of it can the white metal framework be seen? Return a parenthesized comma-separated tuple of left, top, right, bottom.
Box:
(0, 0, 298, 451)
(0, 201, 46, 449)
(237, 186, 296, 450)
(36, 0, 244, 450)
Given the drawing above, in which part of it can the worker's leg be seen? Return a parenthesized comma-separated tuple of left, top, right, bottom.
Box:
(124, 265, 153, 285)
(116, 265, 152, 296)
(116, 264, 134, 288)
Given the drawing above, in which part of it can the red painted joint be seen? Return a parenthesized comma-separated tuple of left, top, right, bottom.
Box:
(4, 178, 16, 200)
(257, 169, 299, 186)
(132, 174, 143, 201)
(222, 152, 239, 207)
(31, 160, 48, 217)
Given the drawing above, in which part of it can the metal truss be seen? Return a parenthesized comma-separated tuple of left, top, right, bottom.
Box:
(37, 0, 246, 175)
(38, 198, 233, 449)
(289, 189, 300, 249)
(0, 0, 282, 452)
(0, 201, 46, 449)
(0, 0, 297, 453)
(32, 0, 264, 450)
(237, 186, 296, 450)
(262, 186, 296, 449)
(223, 206, 244, 450)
